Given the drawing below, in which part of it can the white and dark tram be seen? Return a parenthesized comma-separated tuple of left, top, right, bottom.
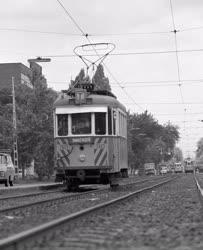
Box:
(53, 83, 128, 190)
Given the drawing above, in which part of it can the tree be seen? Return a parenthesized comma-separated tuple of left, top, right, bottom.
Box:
(196, 138, 203, 159)
(0, 88, 13, 149)
(92, 64, 111, 91)
(127, 111, 180, 174)
(173, 147, 183, 162)
(161, 123, 180, 153)
(69, 68, 91, 89)
(27, 81, 57, 179)
(11, 76, 57, 179)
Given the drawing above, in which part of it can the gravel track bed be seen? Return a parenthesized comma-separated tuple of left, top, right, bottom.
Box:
(29, 175, 203, 250)
(0, 184, 62, 196)
(0, 177, 172, 240)
(0, 189, 74, 210)
(0, 176, 163, 211)
(0, 189, 60, 199)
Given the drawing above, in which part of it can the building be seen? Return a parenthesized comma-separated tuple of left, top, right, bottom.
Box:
(0, 62, 47, 91)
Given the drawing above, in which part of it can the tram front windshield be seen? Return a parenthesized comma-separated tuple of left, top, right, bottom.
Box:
(72, 113, 91, 134)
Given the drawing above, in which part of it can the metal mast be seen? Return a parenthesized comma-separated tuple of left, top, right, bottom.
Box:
(12, 77, 18, 173)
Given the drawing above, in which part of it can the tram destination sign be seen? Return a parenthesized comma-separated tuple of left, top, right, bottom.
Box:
(69, 137, 93, 144)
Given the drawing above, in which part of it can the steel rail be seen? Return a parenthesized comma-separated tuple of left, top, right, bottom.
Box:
(0, 189, 63, 201)
(194, 174, 203, 197)
(0, 176, 169, 214)
(0, 177, 175, 250)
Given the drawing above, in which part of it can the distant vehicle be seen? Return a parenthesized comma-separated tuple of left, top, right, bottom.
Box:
(158, 162, 169, 175)
(174, 162, 184, 173)
(184, 158, 194, 174)
(0, 150, 15, 186)
(194, 160, 203, 173)
(144, 163, 156, 175)
(160, 166, 168, 174)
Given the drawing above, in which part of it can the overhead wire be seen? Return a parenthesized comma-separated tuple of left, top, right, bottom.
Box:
(55, 0, 145, 112)
(169, 0, 188, 152)
(1, 24, 203, 37)
(42, 48, 203, 58)
(48, 79, 203, 86)
(56, 0, 87, 36)
(122, 102, 203, 105)
(0, 28, 80, 36)
(53, 0, 202, 152)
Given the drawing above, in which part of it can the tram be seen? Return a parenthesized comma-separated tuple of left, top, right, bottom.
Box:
(53, 83, 128, 190)
(174, 162, 184, 173)
(184, 158, 194, 173)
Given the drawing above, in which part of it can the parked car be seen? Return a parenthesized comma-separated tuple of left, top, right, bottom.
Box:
(0, 151, 15, 186)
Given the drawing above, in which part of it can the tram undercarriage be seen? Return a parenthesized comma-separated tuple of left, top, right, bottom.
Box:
(62, 168, 128, 191)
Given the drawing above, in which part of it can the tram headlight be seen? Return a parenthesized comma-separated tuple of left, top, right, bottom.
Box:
(79, 154, 86, 162)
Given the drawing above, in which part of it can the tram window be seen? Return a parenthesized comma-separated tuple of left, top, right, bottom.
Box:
(113, 110, 116, 135)
(72, 113, 91, 134)
(95, 112, 106, 135)
(108, 107, 112, 135)
(0, 155, 6, 164)
(57, 114, 68, 136)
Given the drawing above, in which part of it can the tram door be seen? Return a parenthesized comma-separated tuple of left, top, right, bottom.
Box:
(113, 109, 119, 172)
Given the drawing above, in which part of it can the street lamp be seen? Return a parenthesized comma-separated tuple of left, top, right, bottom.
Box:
(28, 57, 51, 63)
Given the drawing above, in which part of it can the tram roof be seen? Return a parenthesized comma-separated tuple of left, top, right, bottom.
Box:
(54, 93, 126, 112)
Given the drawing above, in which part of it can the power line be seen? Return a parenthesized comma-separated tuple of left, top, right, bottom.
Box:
(1, 48, 203, 58)
(56, 0, 87, 36)
(0, 28, 80, 36)
(56, 0, 145, 112)
(49, 79, 203, 85)
(181, 26, 203, 32)
(1, 25, 203, 37)
(90, 31, 170, 36)
(44, 48, 203, 58)
(154, 112, 203, 116)
(169, 0, 184, 105)
(169, 0, 187, 147)
(111, 83, 203, 88)
(122, 102, 203, 105)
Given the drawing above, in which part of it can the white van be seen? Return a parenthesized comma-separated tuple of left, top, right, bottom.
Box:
(0, 153, 15, 186)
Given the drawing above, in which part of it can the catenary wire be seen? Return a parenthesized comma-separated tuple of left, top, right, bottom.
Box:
(43, 48, 203, 58)
(56, 0, 145, 112)
(1, 25, 203, 36)
(53, 0, 203, 153)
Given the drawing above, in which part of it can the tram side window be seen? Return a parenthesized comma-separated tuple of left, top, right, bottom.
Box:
(95, 112, 106, 135)
(57, 114, 68, 136)
(113, 110, 116, 135)
(0, 155, 6, 164)
(108, 107, 112, 135)
(72, 113, 91, 134)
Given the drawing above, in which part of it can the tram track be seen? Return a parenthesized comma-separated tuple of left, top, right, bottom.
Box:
(0, 176, 170, 213)
(194, 174, 203, 207)
(0, 188, 64, 201)
(0, 176, 177, 250)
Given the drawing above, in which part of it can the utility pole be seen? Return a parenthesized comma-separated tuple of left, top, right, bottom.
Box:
(12, 77, 18, 174)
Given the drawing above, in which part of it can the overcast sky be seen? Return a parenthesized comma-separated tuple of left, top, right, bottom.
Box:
(1, 0, 203, 158)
